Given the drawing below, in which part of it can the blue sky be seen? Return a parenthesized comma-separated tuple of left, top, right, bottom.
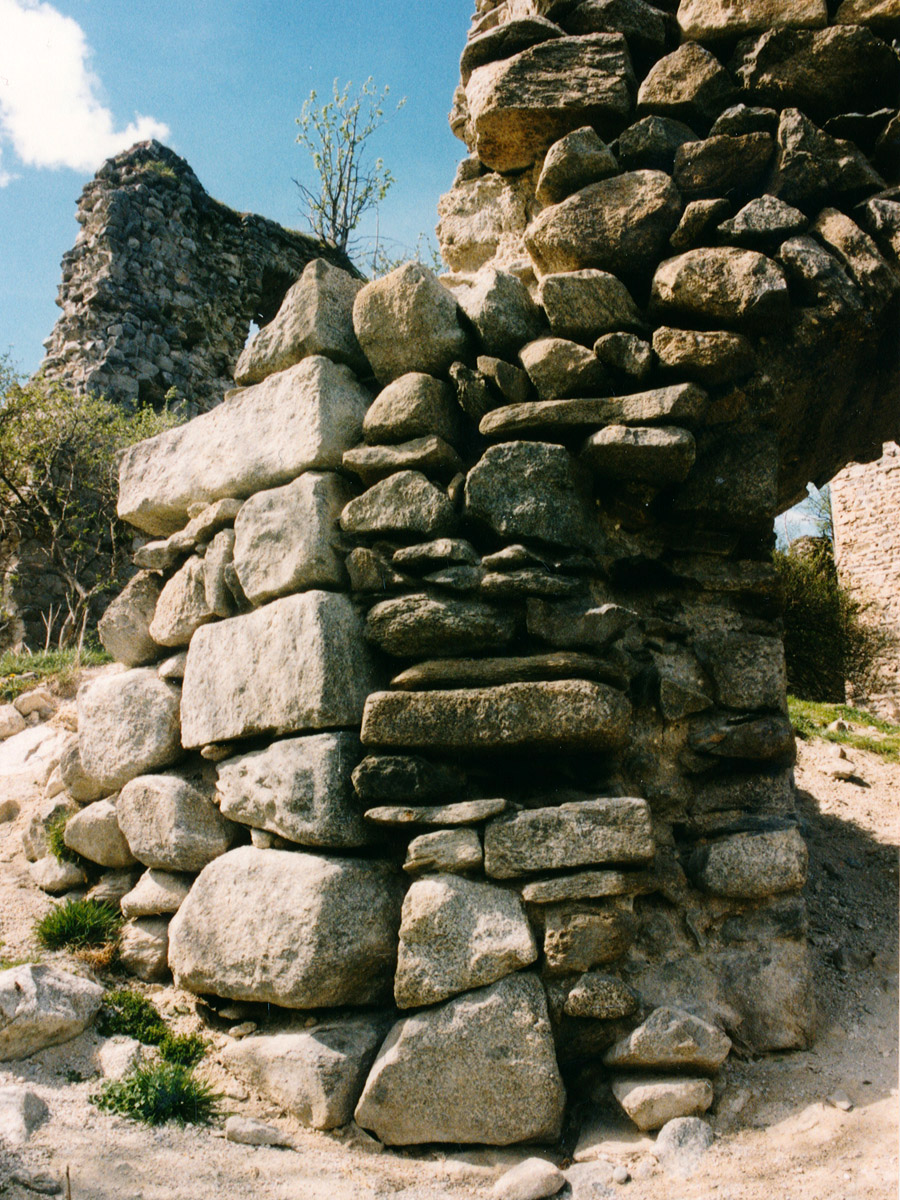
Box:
(0, 0, 473, 375)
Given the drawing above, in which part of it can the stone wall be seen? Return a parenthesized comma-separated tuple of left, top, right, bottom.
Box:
(831, 442, 900, 719)
(39, 140, 356, 414)
(27, 0, 900, 1152)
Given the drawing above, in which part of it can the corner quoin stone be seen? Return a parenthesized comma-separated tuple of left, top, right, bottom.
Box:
(360, 680, 632, 753)
(180, 591, 377, 749)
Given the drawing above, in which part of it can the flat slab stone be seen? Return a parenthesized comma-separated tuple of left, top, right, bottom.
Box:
(168, 847, 403, 1008)
(395, 874, 538, 1007)
(364, 798, 508, 827)
(603, 1007, 732, 1072)
(221, 1014, 391, 1130)
(403, 829, 483, 875)
(484, 798, 654, 879)
(361, 681, 632, 754)
(479, 385, 708, 438)
(365, 594, 515, 658)
(389, 652, 625, 691)
(677, 0, 827, 40)
(118, 357, 370, 536)
(355, 973, 566, 1145)
(520, 868, 656, 903)
(581, 424, 696, 483)
(342, 437, 464, 486)
(215, 732, 370, 849)
(0, 965, 103, 1061)
(180, 591, 376, 749)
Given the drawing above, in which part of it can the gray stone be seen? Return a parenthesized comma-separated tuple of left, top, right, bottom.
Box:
(536, 126, 618, 207)
(133, 538, 184, 571)
(636, 43, 735, 124)
(148, 556, 215, 648)
(652, 327, 753, 385)
(117, 773, 237, 871)
(450, 360, 495, 425)
(485, 797, 652, 879)
(216, 732, 369, 849)
(97, 1036, 145, 1080)
(181, 590, 376, 748)
(352, 753, 466, 803)
(519, 338, 612, 401)
(650, 247, 789, 329)
(390, 651, 624, 691)
(521, 868, 655, 903)
(168, 847, 403, 1008)
(63, 799, 136, 868)
(340, 471, 458, 539)
(234, 259, 366, 385)
(611, 1077, 713, 1131)
(355, 973, 566, 1145)
(603, 1006, 732, 1071)
(778, 236, 863, 317)
(466, 441, 599, 552)
(119, 917, 170, 982)
(0, 705, 27, 740)
(353, 263, 470, 385)
(769, 109, 885, 209)
(365, 594, 515, 658)
(0, 964, 103, 1061)
(480, 384, 708, 439)
(694, 631, 786, 709)
(678, 0, 826, 40)
(526, 171, 682, 278)
(617, 115, 699, 172)
(343, 437, 464, 486)
(466, 35, 635, 173)
(582, 425, 696, 483)
(393, 538, 479, 572)
(0, 1086, 49, 1146)
(158, 651, 188, 681)
(346, 547, 412, 593)
(566, 0, 668, 58)
(692, 828, 808, 898)
(364, 798, 508, 827)
(492, 1157, 566, 1200)
(121, 869, 192, 919)
(174, 497, 244, 548)
(716, 195, 808, 249)
(204, 528, 236, 618)
(76, 668, 182, 794)
(689, 713, 795, 761)
(232, 471, 352, 604)
(460, 16, 565, 85)
(732, 26, 899, 123)
(118, 356, 371, 536)
(564, 972, 639, 1018)
(813, 208, 899, 312)
(453, 269, 547, 360)
(544, 903, 636, 973)
(673, 133, 773, 196)
(594, 333, 654, 381)
(403, 829, 483, 875)
(711, 103, 779, 136)
(29, 855, 87, 893)
(85, 867, 140, 907)
(224, 1116, 292, 1147)
(21, 796, 78, 863)
(394, 874, 538, 1008)
(362, 681, 632, 755)
(539, 270, 644, 344)
(477, 355, 533, 406)
(98, 572, 163, 667)
(653, 1116, 714, 1178)
(221, 1014, 390, 1130)
(363, 373, 462, 447)
(669, 197, 732, 252)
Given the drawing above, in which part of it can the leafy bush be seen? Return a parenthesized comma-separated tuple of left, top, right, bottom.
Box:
(92, 1061, 221, 1126)
(98, 989, 207, 1065)
(34, 899, 122, 951)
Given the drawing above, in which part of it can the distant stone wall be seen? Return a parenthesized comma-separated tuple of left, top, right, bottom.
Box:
(832, 442, 900, 719)
(40, 140, 356, 414)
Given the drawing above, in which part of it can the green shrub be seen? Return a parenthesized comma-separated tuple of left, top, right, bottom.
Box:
(158, 1032, 207, 1067)
(92, 1061, 221, 1126)
(34, 900, 122, 951)
(98, 989, 167, 1044)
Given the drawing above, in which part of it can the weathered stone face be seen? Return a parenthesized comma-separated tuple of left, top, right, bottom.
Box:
(117, 773, 238, 872)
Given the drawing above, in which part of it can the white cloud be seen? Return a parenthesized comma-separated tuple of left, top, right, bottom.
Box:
(0, 0, 170, 186)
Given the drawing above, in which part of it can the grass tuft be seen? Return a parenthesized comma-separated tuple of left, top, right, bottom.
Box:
(91, 1061, 221, 1126)
(98, 989, 207, 1065)
(788, 696, 900, 763)
(45, 810, 80, 864)
(0, 646, 111, 702)
(158, 1032, 207, 1067)
(34, 899, 122, 952)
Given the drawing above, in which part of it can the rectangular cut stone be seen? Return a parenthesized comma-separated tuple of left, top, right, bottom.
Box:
(361, 681, 632, 753)
(181, 591, 376, 749)
(118, 356, 370, 535)
(484, 799, 654, 878)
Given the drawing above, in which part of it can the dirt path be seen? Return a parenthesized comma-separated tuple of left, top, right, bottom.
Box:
(1, 734, 896, 1200)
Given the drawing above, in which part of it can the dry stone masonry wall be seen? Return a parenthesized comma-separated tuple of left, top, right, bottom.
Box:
(45, 0, 900, 1149)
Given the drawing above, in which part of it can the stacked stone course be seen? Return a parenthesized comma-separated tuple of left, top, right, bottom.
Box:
(33, 0, 900, 1149)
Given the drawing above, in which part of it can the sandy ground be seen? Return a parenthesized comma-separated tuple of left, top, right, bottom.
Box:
(0, 726, 896, 1200)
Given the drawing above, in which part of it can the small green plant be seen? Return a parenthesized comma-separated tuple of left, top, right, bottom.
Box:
(158, 1032, 207, 1067)
(34, 899, 122, 951)
(44, 811, 80, 865)
(788, 696, 900, 763)
(92, 1061, 221, 1126)
(141, 159, 178, 181)
(98, 990, 207, 1065)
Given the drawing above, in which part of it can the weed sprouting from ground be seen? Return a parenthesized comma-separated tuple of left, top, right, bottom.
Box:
(92, 1061, 221, 1126)
(33, 899, 122, 951)
(98, 990, 207, 1065)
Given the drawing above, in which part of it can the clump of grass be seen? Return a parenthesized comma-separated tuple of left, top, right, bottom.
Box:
(34, 899, 122, 951)
(98, 989, 206, 1065)
(0, 645, 110, 702)
(44, 810, 80, 864)
(92, 1061, 221, 1126)
(788, 696, 900, 763)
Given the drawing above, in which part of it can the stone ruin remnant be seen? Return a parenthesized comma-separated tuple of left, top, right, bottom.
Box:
(49, 0, 898, 1148)
(39, 140, 356, 414)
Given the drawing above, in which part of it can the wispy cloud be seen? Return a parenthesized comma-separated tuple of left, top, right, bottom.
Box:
(0, 0, 170, 186)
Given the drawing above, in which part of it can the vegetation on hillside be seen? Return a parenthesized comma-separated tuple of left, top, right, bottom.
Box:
(788, 696, 900, 763)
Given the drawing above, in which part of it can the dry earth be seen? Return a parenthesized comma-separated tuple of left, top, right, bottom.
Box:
(0, 717, 896, 1200)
